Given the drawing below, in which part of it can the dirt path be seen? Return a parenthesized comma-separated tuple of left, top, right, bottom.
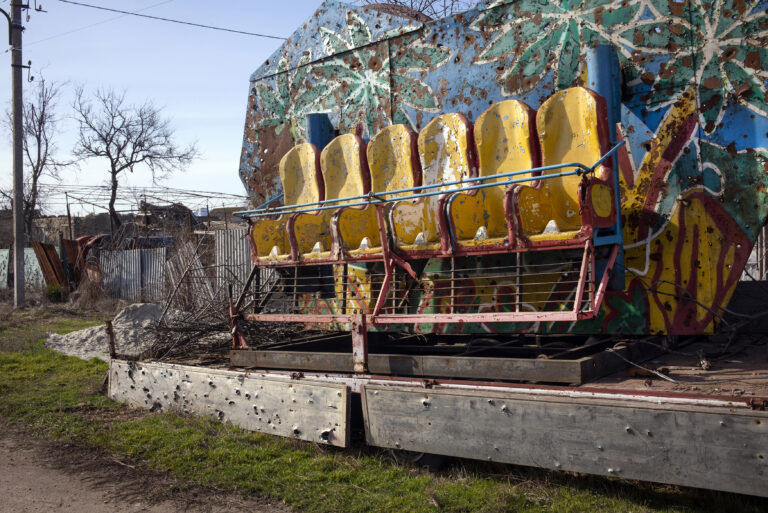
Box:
(0, 428, 290, 513)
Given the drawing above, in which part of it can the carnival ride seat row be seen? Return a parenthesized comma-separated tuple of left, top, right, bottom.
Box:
(244, 87, 620, 267)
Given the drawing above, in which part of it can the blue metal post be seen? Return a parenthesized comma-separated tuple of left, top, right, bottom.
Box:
(306, 113, 335, 151)
(587, 44, 625, 289)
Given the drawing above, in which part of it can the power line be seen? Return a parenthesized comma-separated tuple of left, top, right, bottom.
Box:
(36, 182, 249, 200)
(25, 0, 176, 48)
(56, 0, 287, 40)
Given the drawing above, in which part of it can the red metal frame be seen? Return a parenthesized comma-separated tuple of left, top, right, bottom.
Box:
(236, 241, 620, 341)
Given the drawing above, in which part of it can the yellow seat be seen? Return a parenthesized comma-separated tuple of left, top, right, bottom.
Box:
(512, 87, 615, 243)
(448, 100, 538, 252)
(250, 143, 322, 263)
(390, 113, 474, 255)
(295, 133, 370, 260)
(337, 125, 420, 258)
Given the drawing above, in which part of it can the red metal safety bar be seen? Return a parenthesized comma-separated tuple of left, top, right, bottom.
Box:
(230, 241, 622, 375)
(241, 241, 618, 326)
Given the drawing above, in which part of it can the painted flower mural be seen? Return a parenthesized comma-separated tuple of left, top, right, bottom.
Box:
(628, 0, 768, 133)
(252, 52, 316, 137)
(470, 0, 640, 95)
(309, 11, 451, 135)
(471, 0, 768, 134)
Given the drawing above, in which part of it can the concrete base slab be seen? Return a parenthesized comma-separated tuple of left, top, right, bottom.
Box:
(361, 384, 768, 497)
(108, 360, 350, 447)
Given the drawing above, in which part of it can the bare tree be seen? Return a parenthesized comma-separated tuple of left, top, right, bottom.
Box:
(72, 87, 198, 228)
(1, 77, 67, 234)
(360, 0, 475, 19)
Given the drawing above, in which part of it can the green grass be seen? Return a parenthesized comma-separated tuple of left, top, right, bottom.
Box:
(0, 308, 765, 513)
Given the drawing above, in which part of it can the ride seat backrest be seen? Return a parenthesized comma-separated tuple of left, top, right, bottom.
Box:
(420, 113, 472, 192)
(537, 87, 605, 232)
(250, 143, 322, 260)
(469, 99, 538, 237)
(292, 133, 370, 257)
(335, 125, 417, 256)
(476, 100, 538, 185)
(367, 124, 420, 198)
(280, 143, 323, 207)
(320, 134, 370, 205)
(392, 113, 471, 246)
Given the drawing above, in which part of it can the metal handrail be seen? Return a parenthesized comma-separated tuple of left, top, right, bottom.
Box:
(235, 141, 624, 219)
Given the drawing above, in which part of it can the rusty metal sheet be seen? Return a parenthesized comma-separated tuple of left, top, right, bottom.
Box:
(60, 238, 82, 285)
(31, 241, 68, 291)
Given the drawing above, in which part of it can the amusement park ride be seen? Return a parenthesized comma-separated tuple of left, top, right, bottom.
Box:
(109, 0, 768, 496)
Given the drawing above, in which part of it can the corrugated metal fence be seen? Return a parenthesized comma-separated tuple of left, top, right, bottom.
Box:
(100, 248, 167, 302)
(62, 229, 265, 304)
(215, 229, 251, 294)
(214, 228, 277, 297)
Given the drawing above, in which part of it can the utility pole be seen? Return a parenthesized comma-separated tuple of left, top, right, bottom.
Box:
(10, 1, 24, 307)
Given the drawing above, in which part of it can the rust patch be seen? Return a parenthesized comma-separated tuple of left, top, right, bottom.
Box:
(702, 76, 721, 90)
(744, 51, 762, 70)
(594, 6, 604, 25)
(658, 62, 675, 80)
(719, 47, 738, 63)
(248, 124, 295, 203)
(368, 55, 383, 72)
(735, 84, 753, 101)
(640, 72, 655, 85)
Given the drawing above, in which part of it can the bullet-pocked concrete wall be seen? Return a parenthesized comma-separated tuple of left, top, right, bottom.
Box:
(109, 360, 351, 447)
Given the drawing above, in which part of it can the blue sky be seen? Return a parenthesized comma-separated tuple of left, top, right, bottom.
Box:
(0, 0, 324, 214)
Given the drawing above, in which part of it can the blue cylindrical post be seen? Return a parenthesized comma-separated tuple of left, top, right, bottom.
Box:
(306, 113, 334, 151)
(586, 45, 621, 143)
(587, 44, 625, 288)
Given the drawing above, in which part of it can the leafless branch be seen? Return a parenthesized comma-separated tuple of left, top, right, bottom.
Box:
(359, 0, 476, 19)
(72, 87, 199, 229)
(3, 76, 70, 233)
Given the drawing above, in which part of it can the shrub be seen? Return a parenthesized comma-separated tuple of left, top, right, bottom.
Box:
(45, 284, 66, 303)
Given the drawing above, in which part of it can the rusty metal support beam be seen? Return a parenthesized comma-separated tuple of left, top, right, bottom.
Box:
(351, 314, 368, 373)
(229, 338, 657, 385)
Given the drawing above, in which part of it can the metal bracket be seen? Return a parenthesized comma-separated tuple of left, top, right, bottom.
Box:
(11, 58, 33, 81)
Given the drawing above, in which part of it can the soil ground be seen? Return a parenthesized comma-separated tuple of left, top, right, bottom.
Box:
(0, 424, 290, 513)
